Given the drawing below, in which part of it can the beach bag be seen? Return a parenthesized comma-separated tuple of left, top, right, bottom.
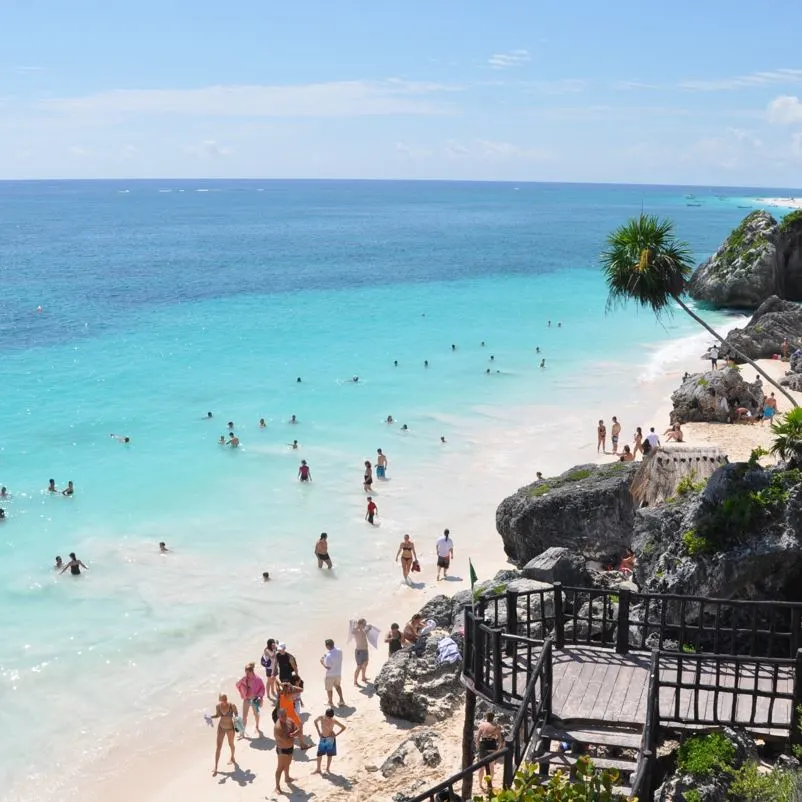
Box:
(411, 559, 421, 573)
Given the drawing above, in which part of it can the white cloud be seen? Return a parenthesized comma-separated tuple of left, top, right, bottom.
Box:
(475, 139, 547, 159)
(188, 140, 231, 159)
(792, 133, 802, 160)
(68, 146, 87, 157)
(14, 66, 45, 74)
(612, 80, 656, 91)
(395, 141, 432, 158)
(39, 80, 462, 119)
(121, 144, 138, 159)
(444, 140, 469, 158)
(681, 69, 802, 91)
(768, 95, 802, 125)
(488, 49, 530, 69)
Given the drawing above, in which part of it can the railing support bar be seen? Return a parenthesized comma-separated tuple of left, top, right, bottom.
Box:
(553, 582, 565, 649)
(616, 588, 631, 654)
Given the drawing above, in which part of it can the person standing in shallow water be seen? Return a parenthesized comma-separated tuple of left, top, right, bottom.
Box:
(376, 448, 388, 479)
(298, 460, 311, 482)
(396, 534, 417, 584)
(61, 552, 87, 576)
(365, 496, 378, 525)
(363, 460, 373, 492)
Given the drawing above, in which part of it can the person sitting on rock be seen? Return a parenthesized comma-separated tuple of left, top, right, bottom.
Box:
(619, 549, 635, 575)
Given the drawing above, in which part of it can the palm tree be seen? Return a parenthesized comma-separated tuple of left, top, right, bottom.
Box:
(601, 214, 797, 408)
(770, 407, 802, 467)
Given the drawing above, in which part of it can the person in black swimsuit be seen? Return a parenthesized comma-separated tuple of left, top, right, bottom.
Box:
(60, 552, 87, 576)
(363, 461, 373, 492)
(210, 693, 238, 776)
(315, 533, 332, 569)
(275, 644, 298, 683)
(476, 712, 503, 787)
(385, 623, 403, 656)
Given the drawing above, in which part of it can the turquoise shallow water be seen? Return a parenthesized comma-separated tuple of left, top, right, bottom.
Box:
(0, 180, 794, 797)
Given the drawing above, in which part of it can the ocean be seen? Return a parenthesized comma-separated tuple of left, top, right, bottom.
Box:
(0, 179, 792, 799)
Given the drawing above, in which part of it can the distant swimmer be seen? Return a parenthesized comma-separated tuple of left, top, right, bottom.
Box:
(0, 508, 5, 520)
(206, 412, 213, 419)
(424, 360, 429, 368)
(62, 481, 74, 497)
(486, 369, 491, 374)
(315, 533, 332, 569)
(110, 434, 130, 443)
(61, 552, 87, 576)
(401, 424, 408, 431)
(228, 434, 240, 448)
(547, 320, 551, 327)
(393, 361, 398, 367)
(363, 461, 373, 492)
(47, 479, 58, 493)
(227, 421, 235, 431)
(440, 436, 447, 444)
(0, 486, 8, 499)
(289, 415, 298, 424)
(298, 460, 312, 482)
(297, 377, 302, 383)
(259, 418, 266, 428)
(557, 322, 562, 328)
(218, 435, 226, 445)
(365, 497, 378, 526)
(289, 440, 299, 450)
(352, 376, 359, 383)
(451, 344, 456, 351)
(262, 571, 270, 582)
(490, 355, 495, 361)
(536, 347, 540, 354)
(159, 541, 169, 553)
(481, 341, 485, 347)
(386, 415, 394, 424)
(376, 449, 388, 479)
(539, 359, 546, 368)
(55, 556, 63, 570)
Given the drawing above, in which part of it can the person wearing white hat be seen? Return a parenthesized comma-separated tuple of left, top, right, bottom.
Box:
(275, 643, 297, 684)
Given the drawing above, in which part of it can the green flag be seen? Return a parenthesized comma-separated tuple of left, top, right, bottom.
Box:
(469, 559, 478, 589)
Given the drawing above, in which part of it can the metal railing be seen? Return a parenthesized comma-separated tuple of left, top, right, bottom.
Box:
(406, 748, 506, 802)
(630, 650, 659, 800)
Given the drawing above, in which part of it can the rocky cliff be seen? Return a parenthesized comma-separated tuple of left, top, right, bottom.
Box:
(670, 366, 763, 422)
(721, 295, 802, 361)
(688, 210, 802, 309)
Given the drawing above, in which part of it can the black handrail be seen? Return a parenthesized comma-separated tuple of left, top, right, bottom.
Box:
(406, 747, 508, 802)
(630, 649, 659, 799)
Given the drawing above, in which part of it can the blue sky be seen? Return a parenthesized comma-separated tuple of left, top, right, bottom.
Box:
(2, 0, 802, 184)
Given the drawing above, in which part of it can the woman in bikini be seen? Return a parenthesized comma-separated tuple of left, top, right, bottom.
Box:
(395, 534, 417, 584)
(597, 420, 606, 454)
(210, 693, 238, 776)
(403, 613, 424, 645)
(262, 639, 278, 699)
(363, 460, 373, 492)
(632, 427, 644, 457)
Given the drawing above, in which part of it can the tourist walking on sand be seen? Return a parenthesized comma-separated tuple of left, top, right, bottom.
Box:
(385, 623, 403, 655)
(476, 711, 504, 788)
(710, 345, 719, 370)
(396, 534, 417, 583)
(277, 680, 309, 748)
(376, 448, 388, 479)
(350, 618, 376, 686)
(633, 427, 644, 457)
(315, 532, 333, 569)
(312, 708, 346, 776)
(363, 460, 373, 492)
(762, 392, 778, 425)
(365, 496, 378, 525)
(209, 693, 238, 777)
(275, 643, 298, 683)
(597, 420, 606, 454)
(235, 662, 265, 738)
(611, 417, 621, 455)
(435, 529, 454, 581)
(262, 639, 278, 699)
(274, 707, 297, 794)
(321, 639, 346, 707)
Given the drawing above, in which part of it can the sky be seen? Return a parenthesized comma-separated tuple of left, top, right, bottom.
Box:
(2, 0, 802, 185)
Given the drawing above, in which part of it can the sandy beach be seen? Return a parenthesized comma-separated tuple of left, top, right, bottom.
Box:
(754, 197, 802, 211)
(67, 328, 802, 802)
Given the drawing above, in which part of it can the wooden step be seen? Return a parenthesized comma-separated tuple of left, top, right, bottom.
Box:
(540, 723, 642, 750)
(536, 751, 638, 775)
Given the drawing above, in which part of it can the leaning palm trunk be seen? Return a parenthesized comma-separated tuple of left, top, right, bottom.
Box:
(674, 295, 798, 409)
(461, 687, 476, 800)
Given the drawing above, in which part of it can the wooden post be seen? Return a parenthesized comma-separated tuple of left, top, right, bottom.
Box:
(791, 608, 801, 658)
(493, 629, 504, 703)
(553, 582, 565, 649)
(473, 617, 485, 696)
(506, 589, 518, 657)
(791, 649, 802, 752)
(616, 588, 631, 654)
(503, 743, 514, 789)
(544, 639, 553, 720)
(461, 687, 477, 801)
(464, 607, 474, 682)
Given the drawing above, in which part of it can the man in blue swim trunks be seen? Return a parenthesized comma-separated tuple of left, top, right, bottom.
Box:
(312, 708, 346, 775)
(376, 448, 388, 479)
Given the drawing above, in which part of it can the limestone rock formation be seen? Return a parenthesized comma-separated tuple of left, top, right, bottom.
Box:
(522, 546, 592, 586)
(669, 367, 763, 423)
(688, 211, 779, 308)
(722, 295, 802, 361)
(495, 463, 637, 567)
(380, 730, 442, 778)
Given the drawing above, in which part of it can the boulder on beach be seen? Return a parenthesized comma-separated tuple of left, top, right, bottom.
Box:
(722, 295, 802, 361)
(496, 463, 637, 567)
(669, 366, 763, 423)
(688, 210, 802, 309)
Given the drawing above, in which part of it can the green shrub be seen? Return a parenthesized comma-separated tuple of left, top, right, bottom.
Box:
(676, 732, 736, 777)
(676, 472, 707, 496)
(529, 484, 550, 497)
(697, 377, 709, 387)
(729, 759, 797, 801)
(748, 446, 769, 467)
(684, 790, 702, 802)
(565, 469, 593, 482)
(681, 643, 696, 654)
(779, 209, 802, 233)
(477, 756, 627, 800)
(683, 528, 712, 556)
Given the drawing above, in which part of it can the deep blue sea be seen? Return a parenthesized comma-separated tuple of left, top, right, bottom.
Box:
(0, 179, 795, 799)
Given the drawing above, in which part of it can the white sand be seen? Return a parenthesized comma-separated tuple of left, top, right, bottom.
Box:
(79, 352, 800, 802)
(754, 197, 802, 211)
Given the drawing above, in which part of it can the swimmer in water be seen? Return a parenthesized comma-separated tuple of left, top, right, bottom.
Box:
(228, 434, 240, 448)
(490, 355, 495, 361)
(540, 359, 546, 368)
(481, 341, 485, 347)
(352, 376, 359, 383)
(536, 347, 540, 354)
(47, 479, 58, 493)
(61, 552, 87, 576)
(62, 481, 74, 497)
(110, 434, 130, 443)
(393, 361, 398, 367)
(296, 377, 302, 383)
(227, 421, 235, 431)
(451, 344, 456, 351)
(0, 508, 5, 520)
(0, 486, 8, 499)
(547, 320, 551, 327)
(424, 360, 429, 368)
(486, 369, 490, 374)
(206, 412, 213, 419)
(262, 571, 270, 582)
(159, 542, 169, 553)
(386, 415, 394, 424)
(259, 418, 266, 428)
(288, 440, 299, 449)
(289, 415, 298, 424)
(219, 435, 226, 445)
(440, 436, 446, 444)
(55, 556, 63, 570)
(298, 460, 311, 482)
(401, 424, 408, 431)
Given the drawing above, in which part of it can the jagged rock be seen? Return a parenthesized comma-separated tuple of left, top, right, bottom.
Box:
(418, 594, 459, 629)
(496, 464, 637, 567)
(688, 211, 779, 309)
(722, 295, 802, 361)
(374, 628, 464, 723)
(688, 210, 802, 310)
(670, 367, 763, 423)
(412, 731, 442, 768)
(522, 546, 592, 586)
(380, 730, 443, 777)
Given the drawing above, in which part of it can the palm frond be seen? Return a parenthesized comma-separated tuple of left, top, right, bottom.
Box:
(601, 214, 695, 318)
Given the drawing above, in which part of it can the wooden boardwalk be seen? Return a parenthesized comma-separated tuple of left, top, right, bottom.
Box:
(510, 645, 793, 738)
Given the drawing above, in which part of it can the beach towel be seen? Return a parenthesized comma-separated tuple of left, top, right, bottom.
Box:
(436, 636, 461, 665)
(419, 619, 438, 637)
(346, 619, 381, 649)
